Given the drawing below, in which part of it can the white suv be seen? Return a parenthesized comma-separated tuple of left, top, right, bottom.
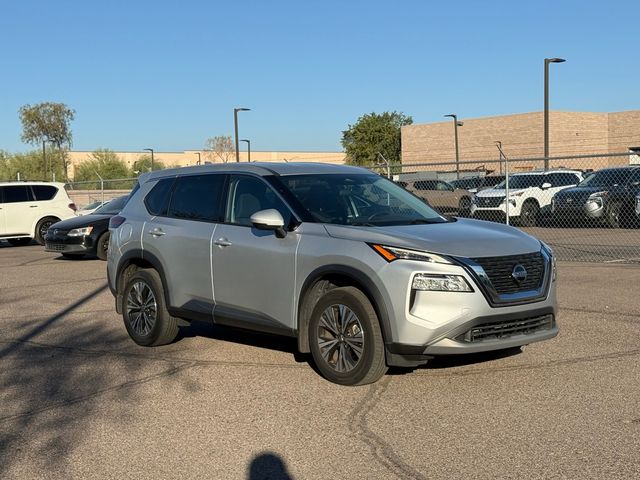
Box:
(0, 182, 77, 246)
(471, 170, 583, 226)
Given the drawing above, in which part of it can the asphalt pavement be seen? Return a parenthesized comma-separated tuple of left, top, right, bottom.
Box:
(0, 243, 638, 479)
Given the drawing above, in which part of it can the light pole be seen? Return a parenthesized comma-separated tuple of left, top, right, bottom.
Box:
(143, 148, 154, 171)
(444, 114, 463, 179)
(234, 107, 250, 162)
(194, 152, 201, 165)
(240, 139, 251, 162)
(544, 57, 566, 170)
(495, 141, 510, 225)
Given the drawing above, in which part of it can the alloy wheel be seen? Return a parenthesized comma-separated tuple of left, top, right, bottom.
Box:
(126, 281, 157, 336)
(316, 304, 364, 373)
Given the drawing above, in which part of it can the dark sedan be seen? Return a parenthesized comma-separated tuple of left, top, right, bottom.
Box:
(551, 167, 640, 228)
(45, 196, 129, 260)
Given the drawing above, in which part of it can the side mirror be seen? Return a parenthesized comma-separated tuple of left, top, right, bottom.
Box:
(541, 182, 552, 190)
(250, 209, 287, 238)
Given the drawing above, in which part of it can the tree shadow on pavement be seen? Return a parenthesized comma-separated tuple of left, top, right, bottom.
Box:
(247, 452, 294, 480)
(0, 283, 181, 477)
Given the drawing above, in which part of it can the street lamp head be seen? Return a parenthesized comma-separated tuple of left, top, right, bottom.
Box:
(546, 58, 566, 63)
(234, 107, 251, 113)
(444, 114, 457, 119)
(456, 121, 464, 127)
(143, 148, 153, 153)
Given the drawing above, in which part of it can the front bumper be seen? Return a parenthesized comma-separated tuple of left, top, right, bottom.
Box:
(380, 251, 557, 367)
(44, 235, 96, 255)
(552, 199, 605, 220)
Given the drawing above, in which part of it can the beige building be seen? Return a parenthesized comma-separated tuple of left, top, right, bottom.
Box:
(401, 110, 640, 172)
(66, 150, 346, 179)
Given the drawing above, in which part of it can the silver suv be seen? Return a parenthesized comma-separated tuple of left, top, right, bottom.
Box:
(107, 163, 558, 385)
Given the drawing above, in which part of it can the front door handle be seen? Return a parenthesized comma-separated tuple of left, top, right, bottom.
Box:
(214, 238, 232, 247)
(149, 228, 165, 237)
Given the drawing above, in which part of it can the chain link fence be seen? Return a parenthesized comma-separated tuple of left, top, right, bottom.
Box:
(382, 152, 640, 263)
(64, 177, 138, 209)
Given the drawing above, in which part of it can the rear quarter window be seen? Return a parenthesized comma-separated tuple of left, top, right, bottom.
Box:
(31, 185, 58, 201)
(144, 178, 176, 216)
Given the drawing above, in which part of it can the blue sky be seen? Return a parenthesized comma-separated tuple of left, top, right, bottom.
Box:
(1, 0, 638, 153)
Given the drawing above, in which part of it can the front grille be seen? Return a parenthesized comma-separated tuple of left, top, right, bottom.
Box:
(45, 242, 66, 252)
(471, 252, 544, 294)
(457, 314, 554, 343)
(476, 196, 504, 208)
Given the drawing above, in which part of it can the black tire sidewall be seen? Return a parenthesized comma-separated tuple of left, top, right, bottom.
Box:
(122, 269, 169, 346)
(96, 232, 110, 260)
(308, 287, 383, 386)
(607, 202, 621, 228)
(35, 217, 58, 245)
(520, 201, 538, 227)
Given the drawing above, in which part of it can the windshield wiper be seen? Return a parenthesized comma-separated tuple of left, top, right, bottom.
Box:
(350, 221, 377, 227)
(408, 218, 439, 224)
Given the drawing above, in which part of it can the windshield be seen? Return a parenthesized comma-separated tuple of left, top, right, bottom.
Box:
(95, 196, 128, 215)
(494, 174, 542, 190)
(81, 200, 104, 210)
(578, 169, 631, 187)
(278, 174, 448, 226)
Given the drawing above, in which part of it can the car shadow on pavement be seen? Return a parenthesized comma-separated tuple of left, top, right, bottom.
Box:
(388, 346, 523, 376)
(247, 452, 294, 480)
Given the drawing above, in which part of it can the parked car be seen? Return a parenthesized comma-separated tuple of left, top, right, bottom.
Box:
(403, 179, 473, 215)
(451, 175, 506, 193)
(107, 163, 558, 386)
(551, 167, 640, 228)
(636, 192, 640, 219)
(471, 170, 583, 226)
(45, 195, 129, 260)
(0, 182, 76, 246)
(76, 199, 110, 216)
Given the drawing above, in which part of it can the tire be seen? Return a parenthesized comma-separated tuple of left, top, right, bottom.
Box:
(519, 201, 539, 227)
(121, 269, 178, 347)
(96, 232, 110, 261)
(7, 238, 31, 247)
(308, 286, 387, 386)
(34, 217, 59, 245)
(458, 197, 471, 217)
(606, 202, 621, 229)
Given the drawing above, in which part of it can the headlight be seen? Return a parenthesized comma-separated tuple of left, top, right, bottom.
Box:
(68, 226, 94, 237)
(412, 274, 473, 292)
(371, 244, 452, 264)
(540, 241, 557, 281)
(587, 191, 608, 207)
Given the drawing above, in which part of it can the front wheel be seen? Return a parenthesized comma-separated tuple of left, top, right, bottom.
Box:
(308, 287, 387, 386)
(519, 201, 539, 227)
(96, 232, 110, 260)
(122, 269, 178, 346)
(606, 201, 622, 229)
(458, 196, 471, 217)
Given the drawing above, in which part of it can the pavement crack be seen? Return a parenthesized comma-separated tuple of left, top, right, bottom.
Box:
(0, 362, 198, 425)
(560, 306, 640, 322)
(348, 377, 427, 480)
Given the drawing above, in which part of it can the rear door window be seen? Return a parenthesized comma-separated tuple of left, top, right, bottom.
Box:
(3, 185, 33, 203)
(167, 174, 226, 222)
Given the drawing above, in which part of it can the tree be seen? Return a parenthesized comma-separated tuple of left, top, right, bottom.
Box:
(73, 149, 131, 187)
(341, 111, 413, 167)
(0, 150, 66, 182)
(18, 102, 76, 179)
(133, 154, 165, 173)
(204, 135, 235, 163)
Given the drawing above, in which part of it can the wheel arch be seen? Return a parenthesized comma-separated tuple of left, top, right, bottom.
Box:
(114, 249, 171, 314)
(296, 265, 392, 354)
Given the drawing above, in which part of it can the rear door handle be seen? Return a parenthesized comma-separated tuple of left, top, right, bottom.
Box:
(214, 238, 232, 247)
(149, 228, 165, 237)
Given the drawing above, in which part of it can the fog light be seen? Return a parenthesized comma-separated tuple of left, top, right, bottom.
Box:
(412, 274, 473, 292)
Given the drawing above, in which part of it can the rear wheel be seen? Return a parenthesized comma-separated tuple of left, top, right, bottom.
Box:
(7, 238, 31, 247)
(96, 232, 110, 260)
(308, 287, 387, 386)
(35, 217, 59, 245)
(458, 196, 471, 217)
(519, 201, 539, 227)
(122, 269, 178, 347)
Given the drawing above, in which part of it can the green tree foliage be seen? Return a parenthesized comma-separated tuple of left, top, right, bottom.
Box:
(73, 149, 131, 188)
(0, 150, 65, 182)
(133, 154, 165, 173)
(19, 102, 75, 149)
(341, 111, 413, 167)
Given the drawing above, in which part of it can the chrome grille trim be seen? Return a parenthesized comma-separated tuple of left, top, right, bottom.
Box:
(457, 314, 555, 343)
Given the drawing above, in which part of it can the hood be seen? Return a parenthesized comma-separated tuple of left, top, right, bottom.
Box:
(475, 188, 525, 198)
(50, 214, 113, 230)
(323, 218, 542, 258)
(555, 185, 607, 197)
